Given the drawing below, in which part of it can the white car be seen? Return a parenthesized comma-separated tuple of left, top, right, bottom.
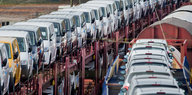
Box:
(1, 25, 44, 71)
(78, 4, 105, 38)
(15, 22, 57, 65)
(133, 87, 184, 95)
(28, 18, 66, 58)
(124, 65, 172, 84)
(126, 78, 181, 95)
(0, 30, 33, 79)
(0, 43, 9, 95)
(50, 11, 87, 48)
(126, 49, 172, 67)
(127, 59, 169, 69)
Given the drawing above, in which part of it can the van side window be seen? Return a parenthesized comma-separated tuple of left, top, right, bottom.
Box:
(40, 27, 48, 40)
(5, 44, 11, 59)
(113, 3, 116, 11)
(37, 29, 41, 42)
(0, 50, 3, 66)
(109, 5, 112, 13)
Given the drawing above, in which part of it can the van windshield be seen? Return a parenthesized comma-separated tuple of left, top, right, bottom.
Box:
(74, 16, 80, 27)
(65, 20, 70, 31)
(40, 27, 48, 40)
(53, 23, 61, 37)
(81, 14, 86, 27)
(84, 12, 90, 23)
(101, 7, 106, 17)
(27, 31, 36, 46)
(5, 44, 11, 59)
(36, 29, 41, 43)
(93, 10, 98, 20)
(16, 37, 26, 52)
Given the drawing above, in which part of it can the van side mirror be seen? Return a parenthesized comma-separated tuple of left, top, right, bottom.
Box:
(28, 47, 32, 52)
(71, 25, 75, 31)
(2, 59, 7, 67)
(91, 18, 95, 24)
(14, 52, 19, 60)
(100, 16, 103, 21)
(37, 41, 41, 46)
(50, 38, 52, 41)
(107, 13, 110, 17)
(126, 6, 128, 10)
(120, 8, 123, 11)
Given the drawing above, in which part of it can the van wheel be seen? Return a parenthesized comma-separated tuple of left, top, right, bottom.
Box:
(9, 73, 15, 93)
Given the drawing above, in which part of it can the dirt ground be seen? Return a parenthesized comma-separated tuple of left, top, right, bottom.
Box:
(0, 4, 63, 23)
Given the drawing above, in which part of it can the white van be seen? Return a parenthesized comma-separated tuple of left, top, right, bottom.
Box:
(64, 7, 97, 41)
(50, 11, 87, 48)
(28, 18, 66, 58)
(0, 43, 9, 95)
(78, 3, 111, 36)
(15, 22, 57, 65)
(78, 4, 104, 38)
(0, 30, 33, 79)
(88, 0, 119, 31)
(39, 14, 78, 51)
(0, 25, 44, 71)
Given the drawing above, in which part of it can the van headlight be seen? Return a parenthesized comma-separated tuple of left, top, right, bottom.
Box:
(21, 60, 28, 65)
(44, 47, 49, 52)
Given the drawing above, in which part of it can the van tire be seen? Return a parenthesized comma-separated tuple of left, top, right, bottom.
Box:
(9, 73, 15, 93)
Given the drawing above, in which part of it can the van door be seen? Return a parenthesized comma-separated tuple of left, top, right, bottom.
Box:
(1, 49, 9, 88)
(26, 35, 33, 75)
(90, 11, 96, 40)
(49, 25, 57, 62)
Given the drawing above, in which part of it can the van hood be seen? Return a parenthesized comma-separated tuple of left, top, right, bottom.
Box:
(20, 52, 29, 62)
(43, 40, 50, 49)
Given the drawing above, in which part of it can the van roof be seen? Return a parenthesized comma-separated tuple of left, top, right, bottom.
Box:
(0, 30, 29, 38)
(0, 25, 39, 31)
(15, 22, 53, 27)
(39, 14, 73, 19)
(0, 43, 5, 49)
(88, 0, 114, 4)
(51, 11, 84, 16)
(28, 18, 63, 24)
(72, 6, 94, 12)
(0, 37, 16, 43)
(83, 2, 108, 7)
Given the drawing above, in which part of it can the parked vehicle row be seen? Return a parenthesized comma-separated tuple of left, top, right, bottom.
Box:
(119, 39, 184, 95)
